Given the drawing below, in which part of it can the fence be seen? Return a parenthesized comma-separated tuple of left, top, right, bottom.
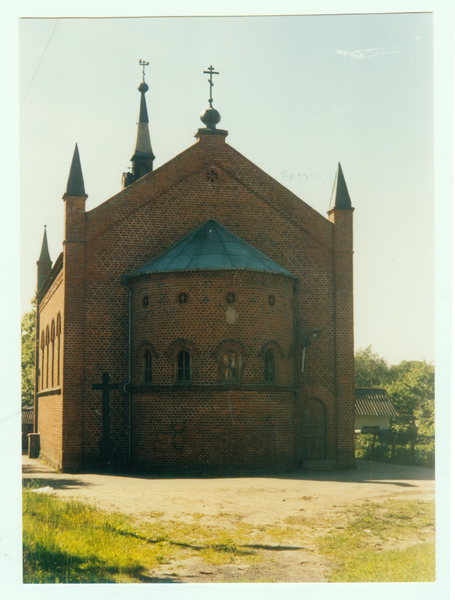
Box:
(355, 430, 435, 468)
(22, 407, 34, 451)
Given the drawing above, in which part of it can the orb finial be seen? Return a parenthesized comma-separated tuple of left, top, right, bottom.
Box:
(138, 59, 149, 93)
(200, 65, 221, 129)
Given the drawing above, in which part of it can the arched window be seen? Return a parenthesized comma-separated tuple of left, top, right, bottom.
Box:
(40, 332, 45, 390)
(50, 320, 56, 387)
(142, 349, 152, 383)
(220, 350, 240, 383)
(56, 313, 61, 386)
(45, 326, 50, 389)
(176, 350, 191, 383)
(264, 350, 276, 383)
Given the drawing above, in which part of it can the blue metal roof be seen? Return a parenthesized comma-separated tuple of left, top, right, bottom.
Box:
(129, 219, 296, 278)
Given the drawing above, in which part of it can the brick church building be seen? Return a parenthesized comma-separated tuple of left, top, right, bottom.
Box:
(34, 66, 356, 474)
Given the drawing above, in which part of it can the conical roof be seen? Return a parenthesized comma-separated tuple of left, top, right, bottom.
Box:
(37, 226, 51, 263)
(329, 162, 352, 210)
(129, 219, 295, 278)
(131, 80, 154, 159)
(65, 144, 86, 196)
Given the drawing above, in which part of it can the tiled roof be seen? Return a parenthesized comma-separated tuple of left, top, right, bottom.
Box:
(355, 388, 399, 417)
(129, 219, 296, 278)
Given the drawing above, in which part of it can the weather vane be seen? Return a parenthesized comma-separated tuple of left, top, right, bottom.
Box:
(139, 59, 149, 81)
(203, 65, 219, 107)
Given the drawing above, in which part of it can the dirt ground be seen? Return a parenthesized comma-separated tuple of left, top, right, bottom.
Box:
(22, 455, 435, 583)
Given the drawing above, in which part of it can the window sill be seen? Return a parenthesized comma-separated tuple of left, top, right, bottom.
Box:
(37, 386, 62, 397)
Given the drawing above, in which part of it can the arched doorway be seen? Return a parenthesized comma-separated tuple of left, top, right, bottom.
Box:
(302, 399, 326, 460)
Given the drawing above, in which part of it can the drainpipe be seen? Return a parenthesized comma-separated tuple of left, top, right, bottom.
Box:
(121, 277, 132, 467)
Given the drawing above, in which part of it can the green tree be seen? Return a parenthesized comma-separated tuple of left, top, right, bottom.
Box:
(355, 345, 391, 388)
(387, 361, 435, 435)
(21, 298, 36, 407)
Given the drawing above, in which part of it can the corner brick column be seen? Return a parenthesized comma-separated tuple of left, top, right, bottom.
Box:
(61, 193, 87, 469)
(328, 207, 356, 469)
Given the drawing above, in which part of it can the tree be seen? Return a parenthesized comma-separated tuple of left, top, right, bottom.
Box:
(387, 361, 435, 435)
(355, 345, 391, 388)
(21, 298, 36, 407)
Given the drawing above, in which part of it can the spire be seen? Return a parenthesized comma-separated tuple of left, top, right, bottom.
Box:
(122, 59, 155, 188)
(37, 226, 52, 292)
(38, 226, 51, 263)
(65, 144, 86, 197)
(328, 163, 352, 211)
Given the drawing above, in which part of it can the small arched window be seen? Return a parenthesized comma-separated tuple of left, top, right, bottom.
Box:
(56, 313, 61, 386)
(221, 350, 240, 383)
(264, 350, 276, 383)
(176, 350, 191, 383)
(45, 325, 50, 389)
(142, 349, 152, 383)
(40, 331, 45, 390)
(51, 320, 56, 387)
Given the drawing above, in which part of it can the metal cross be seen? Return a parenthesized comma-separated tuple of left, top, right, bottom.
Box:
(139, 59, 149, 81)
(92, 372, 119, 462)
(203, 65, 219, 107)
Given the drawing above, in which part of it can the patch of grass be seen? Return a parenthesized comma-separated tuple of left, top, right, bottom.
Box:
(23, 491, 172, 583)
(317, 500, 435, 582)
(329, 543, 435, 583)
(22, 478, 49, 489)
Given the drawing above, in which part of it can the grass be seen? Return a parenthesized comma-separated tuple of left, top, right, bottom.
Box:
(317, 499, 435, 582)
(23, 487, 435, 584)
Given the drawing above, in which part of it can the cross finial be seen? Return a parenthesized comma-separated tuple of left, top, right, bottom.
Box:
(139, 59, 149, 81)
(203, 65, 219, 107)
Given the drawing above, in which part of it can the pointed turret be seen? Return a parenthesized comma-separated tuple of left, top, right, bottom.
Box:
(65, 144, 85, 197)
(327, 161, 356, 469)
(328, 163, 352, 211)
(37, 226, 52, 292)
(122, 62, 155, 188)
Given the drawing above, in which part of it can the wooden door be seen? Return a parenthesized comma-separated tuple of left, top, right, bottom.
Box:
(302, 399, 326, 460)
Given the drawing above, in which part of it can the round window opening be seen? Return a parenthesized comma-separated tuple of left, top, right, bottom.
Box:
(268, 294, 275, 306)
(142, 295, 149, 307)
(226, 292, 236, 304)
(178, 292, 188, 305)
(206, 169, 218, 183)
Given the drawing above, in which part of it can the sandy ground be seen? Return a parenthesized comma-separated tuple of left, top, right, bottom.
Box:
(22, 456, 435, 583)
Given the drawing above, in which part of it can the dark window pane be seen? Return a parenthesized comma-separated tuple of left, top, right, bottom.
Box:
(264, 350, 276, 382)
(177, 350, 190, 381)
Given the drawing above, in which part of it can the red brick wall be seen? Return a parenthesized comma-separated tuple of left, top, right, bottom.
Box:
(132, 390, 295, 473)
(36, 269, 64, 467)
(328, 208, 356, 468)
(130, 270, 294, 385)
(61, 195, 87, 469)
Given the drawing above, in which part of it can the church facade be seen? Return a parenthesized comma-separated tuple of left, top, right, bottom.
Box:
(34, 68, 356, 474)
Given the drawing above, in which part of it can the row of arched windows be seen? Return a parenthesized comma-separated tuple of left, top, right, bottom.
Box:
(140, 347, 278, 385)
(40, 313, 61, 391)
